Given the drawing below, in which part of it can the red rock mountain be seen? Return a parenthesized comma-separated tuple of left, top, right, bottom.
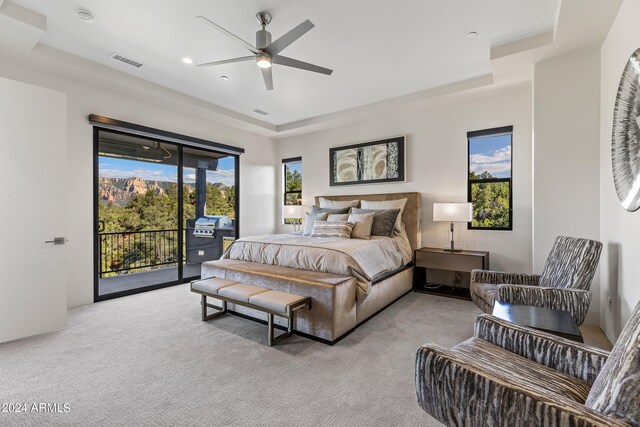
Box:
(99, 177, 228, 205)
(99, 177, 170, 205)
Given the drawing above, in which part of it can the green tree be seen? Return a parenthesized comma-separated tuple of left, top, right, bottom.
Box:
(469, 171, 510, 228)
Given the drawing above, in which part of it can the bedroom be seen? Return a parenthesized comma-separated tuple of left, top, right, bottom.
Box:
(0, 0, 639, 426)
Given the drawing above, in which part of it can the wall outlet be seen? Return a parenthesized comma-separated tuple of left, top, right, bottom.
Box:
(198, 250, 204, 256)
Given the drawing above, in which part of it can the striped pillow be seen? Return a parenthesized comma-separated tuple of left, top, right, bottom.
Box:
(310, 221, 356, 239)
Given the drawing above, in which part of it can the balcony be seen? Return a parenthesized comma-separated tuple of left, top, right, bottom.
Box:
(98, 229, 202, 296)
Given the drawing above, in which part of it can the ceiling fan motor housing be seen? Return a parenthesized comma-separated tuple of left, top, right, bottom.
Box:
(256, 29, 271, 50)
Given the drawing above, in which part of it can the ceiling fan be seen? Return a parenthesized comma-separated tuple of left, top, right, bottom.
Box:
(195, 12, 333, 91)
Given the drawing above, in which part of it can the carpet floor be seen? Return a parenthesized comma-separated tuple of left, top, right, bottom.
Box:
(0, 284, 482, 426)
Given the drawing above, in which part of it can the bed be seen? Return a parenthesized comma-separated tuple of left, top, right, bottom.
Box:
(201, 192, 422, 344)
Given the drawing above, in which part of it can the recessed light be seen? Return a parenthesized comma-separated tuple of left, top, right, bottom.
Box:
(466, 31, 478, 39)
(220, 75, 229, 81)
(77, 9, 95, 23)
(182, 57, 194, 64)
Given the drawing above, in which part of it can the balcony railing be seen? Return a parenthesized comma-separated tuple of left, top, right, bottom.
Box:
(99, 229, 179, 277)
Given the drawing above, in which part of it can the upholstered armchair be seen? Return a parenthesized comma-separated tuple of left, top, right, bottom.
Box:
(471, 235, 602, 325)
(415, 301, 640, 426)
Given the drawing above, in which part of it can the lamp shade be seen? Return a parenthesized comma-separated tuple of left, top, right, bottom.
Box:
(282, 204, 307, 219)
(433, 202, 473, 222)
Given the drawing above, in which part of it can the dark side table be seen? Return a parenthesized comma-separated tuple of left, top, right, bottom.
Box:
(492, 301, 583, 342)
(413, 247, 489, 300)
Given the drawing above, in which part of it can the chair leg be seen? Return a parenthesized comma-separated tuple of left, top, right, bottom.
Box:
(201, 295, 227, 321)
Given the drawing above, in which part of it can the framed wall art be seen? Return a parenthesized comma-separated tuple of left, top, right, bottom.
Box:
(329, 136, 405, 186)
(612, 47, 640, 212)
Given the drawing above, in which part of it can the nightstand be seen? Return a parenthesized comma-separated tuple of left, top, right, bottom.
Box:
(413, 247, 489, 300)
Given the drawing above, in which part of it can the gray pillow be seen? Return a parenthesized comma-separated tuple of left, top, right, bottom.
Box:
(348, 212, 375, 239)
(310, 220, 355, 239)
(351, 208, 400, 237)
(318, 197, 360, 209)
(303, 211, 329, 236)
(327, 214, 349, 222)
(311, 206, 350, 215)
(360, 198, 407, 234)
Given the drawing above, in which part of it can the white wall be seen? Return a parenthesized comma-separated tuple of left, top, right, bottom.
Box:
(532, 48, 602, 325)
(277, 86, 534, 274)
(0, 57, 277, 309)
(599, 0, 640, 341)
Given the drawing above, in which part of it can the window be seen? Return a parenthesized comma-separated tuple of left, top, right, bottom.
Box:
(467, 126, 513, 230)
(283, 157, 302, 224)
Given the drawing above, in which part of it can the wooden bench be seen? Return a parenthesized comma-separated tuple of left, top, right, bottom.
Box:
(190, 277, 312, 346)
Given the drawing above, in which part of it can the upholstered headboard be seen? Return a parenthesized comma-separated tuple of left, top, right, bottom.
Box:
(314, 192, 422, 250)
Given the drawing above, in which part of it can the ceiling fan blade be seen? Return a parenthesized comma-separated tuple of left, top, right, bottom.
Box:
(195, 56, 255, 68)
(272, 55, 333, 75)
(196, 16, 260, 54)
(263, 20, 315, 57)
(261, 67, 274, 91)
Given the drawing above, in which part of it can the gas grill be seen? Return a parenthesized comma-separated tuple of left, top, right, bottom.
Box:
(186, 216, 235, 266)
(193, 215, 231, 238)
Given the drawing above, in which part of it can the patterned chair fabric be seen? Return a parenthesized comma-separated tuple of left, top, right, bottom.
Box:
(470, 235, 602, 326)
(415, 301, 640, 426)
(585, 300, 640, 425)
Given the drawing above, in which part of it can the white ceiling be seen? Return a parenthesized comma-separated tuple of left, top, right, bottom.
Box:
(12, 0, 558, 126)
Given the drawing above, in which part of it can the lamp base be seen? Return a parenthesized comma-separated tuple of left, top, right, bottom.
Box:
(443, 248, 463, 253)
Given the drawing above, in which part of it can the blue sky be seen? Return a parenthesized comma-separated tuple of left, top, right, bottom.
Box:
(287, 161, 302, 174)
(469, 134, 512, 178)
(100, 156, 236, 186)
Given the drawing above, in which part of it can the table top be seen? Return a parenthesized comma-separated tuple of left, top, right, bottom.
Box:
(492, 301, 582, 338)
(416, 247, 489, 257)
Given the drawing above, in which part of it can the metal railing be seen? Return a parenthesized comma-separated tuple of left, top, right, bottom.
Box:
(99, 229, 179, 277)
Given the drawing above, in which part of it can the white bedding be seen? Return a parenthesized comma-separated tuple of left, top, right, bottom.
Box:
(221, 230, 413, 296)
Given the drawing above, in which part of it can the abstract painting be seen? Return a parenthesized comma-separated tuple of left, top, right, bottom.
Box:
(612, 47, 640, 212)
(330, 136, 405, 186)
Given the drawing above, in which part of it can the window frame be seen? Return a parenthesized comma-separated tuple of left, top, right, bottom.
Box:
(467, 126, 513, 231)
(283, 156, 302, 206)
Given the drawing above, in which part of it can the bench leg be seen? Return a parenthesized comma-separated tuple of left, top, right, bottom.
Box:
(201, 295, 227, 321)
(268, 313, 294, 346)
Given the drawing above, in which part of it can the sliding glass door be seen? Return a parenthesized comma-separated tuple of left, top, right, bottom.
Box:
(182, 147, 237, 281)
(94, 129, 238, 301)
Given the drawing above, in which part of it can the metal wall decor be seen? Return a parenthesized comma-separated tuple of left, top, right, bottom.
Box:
(329, 136, 405, 186)
(612, 47, 640, 211)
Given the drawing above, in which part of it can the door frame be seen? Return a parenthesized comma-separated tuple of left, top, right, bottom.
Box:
(92, 123, 241, 302)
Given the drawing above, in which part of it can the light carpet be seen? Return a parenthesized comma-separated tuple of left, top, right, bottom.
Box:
(0, 284, 482, 426)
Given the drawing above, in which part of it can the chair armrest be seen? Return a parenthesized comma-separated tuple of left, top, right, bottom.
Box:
(474, 314, 609, 384)
(496, 284, 592, 326)
(415, 344, 621, 426)
(471, 269, 541, 286)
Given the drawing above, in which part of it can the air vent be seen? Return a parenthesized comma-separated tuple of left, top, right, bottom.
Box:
(252, 109, 269, 115)
(109, 52, 145, 69)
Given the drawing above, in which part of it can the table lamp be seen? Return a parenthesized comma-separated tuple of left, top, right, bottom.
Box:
(433, 202, 473, 252)
(282, 205, 308, 232)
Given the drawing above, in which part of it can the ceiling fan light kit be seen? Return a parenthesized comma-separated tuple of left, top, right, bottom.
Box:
(256, 54, 272, 69)
(195, 11, 333, 91)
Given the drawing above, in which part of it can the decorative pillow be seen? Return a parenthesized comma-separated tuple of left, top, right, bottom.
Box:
(351, 208, 400, 237)
(318, 197, 360, 209)
(360, 198, 407, 234)
(585, 300, 640, 425)
(302, 211, 329, 236)
(347, 213, 375, 240)
(327, 214, 349, 222)
(310, 206, 350, 215)
(310, 220, 355, 239)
